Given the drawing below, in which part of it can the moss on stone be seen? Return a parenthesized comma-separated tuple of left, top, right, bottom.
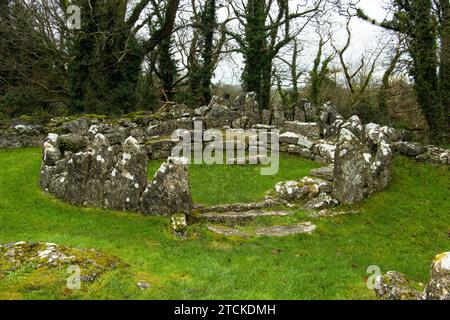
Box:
(0, 242, 126, 285)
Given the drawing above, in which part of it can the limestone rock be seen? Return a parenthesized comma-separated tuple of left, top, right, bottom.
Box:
(272, 104, 285, 127)
(140, 157, 192, 216)
(297, 134, 314, 149)
(61, 117, 90, 134)
(423, 252, 450, 300)
(171, 213, 188, 236)
(341, 115, 364, 140)
(204, 96, 237, 129)
(309, 165, 334, 181)
(274, 176, 329, 203)
(195, 105, 211, 117)
(105, 136, 148, 212)
(282, 121, 322, 139)
(232, 92, 261, 128)
(333, 128, 370, 204)
(58, 133, 89, 153)
(375, 271, 423, 300)
(0, 241, 123, 283)
(279, 132, 301, 145)
(42, 134, 61, 166)
(393, 141, 424, 157)
(303, 193, 339, 210)
(312, 142, 336, 164)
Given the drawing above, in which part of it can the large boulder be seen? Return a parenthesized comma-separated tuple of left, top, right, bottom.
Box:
(140, 157, 192, 216)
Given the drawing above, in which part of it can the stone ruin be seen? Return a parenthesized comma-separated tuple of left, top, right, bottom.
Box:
(375, 252, 450, 300)
(36, 92, 449, 219)
(271, 113, 398, 209)
(40, 130, 192, 216)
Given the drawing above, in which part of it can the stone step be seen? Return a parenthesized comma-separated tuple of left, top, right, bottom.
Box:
(207, 222, 316, 238)
(198, 210, 290, 224)
(193, 199, 283, 214)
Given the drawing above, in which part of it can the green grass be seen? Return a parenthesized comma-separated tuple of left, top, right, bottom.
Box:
(0, 148, 448, 300)
(147, 153, 320, 205)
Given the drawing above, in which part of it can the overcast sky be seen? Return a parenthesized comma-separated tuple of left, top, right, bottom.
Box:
(214, 0, 393, 86)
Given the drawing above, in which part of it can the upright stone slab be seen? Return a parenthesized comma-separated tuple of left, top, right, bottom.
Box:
(424, 252, 450, 300)
(332, 128, 369, 204)
(140, 157, 192, 216)
(105, 136, 148, 212)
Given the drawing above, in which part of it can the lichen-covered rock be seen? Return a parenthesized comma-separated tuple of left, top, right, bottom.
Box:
(274, 176, 329, 203)
(140, 157, 192, 216)
(416, 146, 450, 165)
(194, 105, 211, 117)
(42, 134, 61, 166)
(293, 103, 306, 122)
(341, 115, 364, 140)
(297, 134, 314, 149)
(279, 132, 301, 145)
(145, 138, 175, 160)
(318, 102, 340, 125)
(0, 241, 124, 283)
(105, 136, 148, 212)
(41, 130, 149, 212)
(61, 117, 90, 134)
(393, 141, 424, 157)
(423, 252, 450, 300)
(171, 213, 188, 236)
(309, 165, 334, 181)
(232, 92, 261, 128)
(58, 133, 89, 153)
(0, 124, 45, 148)
(365, 123, 400, 145)
(312, 142, 336, 164)
(374, 252, 450, 300)
(272, 104, 285, 127)
(374, 271, 423, 300)
(204, 96, 237, 129)
(370, 141, 393, 192)
(303, 193, 339, 210)
(332, 129, 370, 204)
(282, 121, 322, 139)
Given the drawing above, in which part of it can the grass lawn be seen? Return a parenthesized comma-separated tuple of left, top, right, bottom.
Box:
(0, 148, 448, 299)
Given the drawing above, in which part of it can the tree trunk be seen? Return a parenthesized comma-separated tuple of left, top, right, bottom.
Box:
(408, 0, 444, 143)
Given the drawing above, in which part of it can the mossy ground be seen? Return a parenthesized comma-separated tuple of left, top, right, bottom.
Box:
(0, 148, 448, 299)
